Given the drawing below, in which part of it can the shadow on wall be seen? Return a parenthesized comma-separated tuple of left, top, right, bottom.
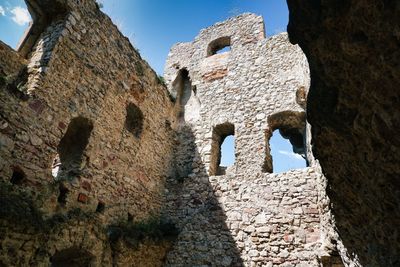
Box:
(287, 0, 400, 266)
(50, 247, 95, 267)
(0, 180, 111, 266)
(163, 124, 244, 266)
(171, 68, 201, 124)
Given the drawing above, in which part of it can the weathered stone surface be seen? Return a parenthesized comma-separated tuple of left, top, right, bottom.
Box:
(165, 14, 310, 176)
(0, 0, 372, 266)
(0, 41, 26, 76)
(163, 13, 340, 266)
(1, 0, 175, 265)
(287, 1, 400, 266)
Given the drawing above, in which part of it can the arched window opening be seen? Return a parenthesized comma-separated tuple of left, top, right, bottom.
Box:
(269, 129, 307, 173)
(263, 111, 308, 173)
(209, 122, 235, 176)
(172, 68, 200, 123)
(10, 166, 26, 185)
(50, 247, 94, 267)
(207, 36, 231, 56)
(57, 117, 93, 180)
(125, 103, 144, 138)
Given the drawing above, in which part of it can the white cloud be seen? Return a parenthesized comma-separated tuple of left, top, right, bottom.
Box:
(278, 150, 304, 160)
(0, 6, 5, 16)
(10, 6, 31, 26)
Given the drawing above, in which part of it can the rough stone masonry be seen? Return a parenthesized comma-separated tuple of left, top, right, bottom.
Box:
(162, 13, 345, 267)
(0, 0, 349, 266)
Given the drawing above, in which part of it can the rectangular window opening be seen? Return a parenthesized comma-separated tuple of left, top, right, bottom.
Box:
(209, 122, 235, 176)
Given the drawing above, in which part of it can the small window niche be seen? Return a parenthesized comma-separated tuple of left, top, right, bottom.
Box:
(125, 103, 144, 138)
(10, 166, 26, 185)
(263, 111, 308, 173)
(207, 36, 231, 57)
(209, 122, 235, 176)
(57, 117, 93, 180)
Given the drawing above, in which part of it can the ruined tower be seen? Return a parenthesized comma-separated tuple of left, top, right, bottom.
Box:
(161, 13, 343, 266)
(0, 1, 353, 266)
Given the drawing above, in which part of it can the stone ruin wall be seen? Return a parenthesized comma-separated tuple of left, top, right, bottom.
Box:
(0, 1, 348, 266)
(0, 0, 176, 265)
(163, 13, 343, 266)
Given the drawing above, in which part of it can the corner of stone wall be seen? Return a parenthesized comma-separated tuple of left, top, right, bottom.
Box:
(0, 41, 27, 77)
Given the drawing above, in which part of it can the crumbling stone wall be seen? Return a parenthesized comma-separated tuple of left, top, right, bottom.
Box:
(165, 14, 310, 176)
(0, 0, 175, 265)
(0, 1, 362, 266)
(163, 14, 341, 266)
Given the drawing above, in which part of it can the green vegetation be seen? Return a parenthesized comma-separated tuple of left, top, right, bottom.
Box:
(135, 61, 144, 76)
(157, 75, 166, 86)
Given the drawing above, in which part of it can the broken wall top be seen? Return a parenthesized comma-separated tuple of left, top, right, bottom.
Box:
(164, 13, 310, 175)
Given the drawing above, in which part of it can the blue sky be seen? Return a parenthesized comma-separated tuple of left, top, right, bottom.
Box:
(0, 0, 306, 173)
(99, 0, 289, 74)
(268, 131, 307, 172)
(0, 0, 31, 48)
(220, 132, 306, 173)
(0, 0, 289, 74)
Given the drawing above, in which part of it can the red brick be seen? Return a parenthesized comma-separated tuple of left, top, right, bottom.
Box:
(77, 193, 88, 203)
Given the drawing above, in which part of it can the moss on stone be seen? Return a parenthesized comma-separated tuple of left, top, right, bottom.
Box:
(135, 61, 144, 76)
(157, 75, 166, 86)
